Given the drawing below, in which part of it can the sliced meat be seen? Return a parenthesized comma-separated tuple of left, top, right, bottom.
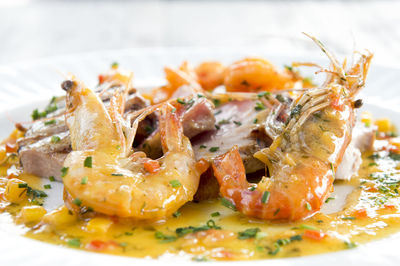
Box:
(19, 131, 71, 179)
(140, 97, 216, 158)
(182, 98, 215, 138)
(336, 122, 376, 180)
(192, 99, 272, 174)
(18, 88, 150, 180)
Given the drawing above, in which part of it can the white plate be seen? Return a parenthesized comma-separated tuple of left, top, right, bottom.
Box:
(0, 48, 399, 266)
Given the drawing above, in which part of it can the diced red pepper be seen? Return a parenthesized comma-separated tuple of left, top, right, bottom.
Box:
(352, 208, 368, 218)
(5, 143, 17, 153)
(98, 75, 105, 85)
(303, 230, 326, 241)
(86, 240, 119, 251)
(143, 159, 161, 173)
(384, 204, 397, 211)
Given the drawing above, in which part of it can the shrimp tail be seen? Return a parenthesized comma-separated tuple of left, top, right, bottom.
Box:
(213, 146, 248, 191)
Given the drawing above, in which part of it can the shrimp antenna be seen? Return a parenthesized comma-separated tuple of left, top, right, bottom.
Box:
(302, 32, 347, 83)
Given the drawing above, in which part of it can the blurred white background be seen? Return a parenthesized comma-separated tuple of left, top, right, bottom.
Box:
(0, 0, 399, 65)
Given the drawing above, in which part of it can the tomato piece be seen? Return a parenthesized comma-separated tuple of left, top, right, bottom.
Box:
(5, 143, 17, 153)
(143, 159, 161, 173)
(384, 204, 397, 211)
(98, 75, 105, 85)
(87, 240, 107, 251)
(352, 208, 368, 218)
(86, 240, 119, 252)
(303, 230, 326, 241)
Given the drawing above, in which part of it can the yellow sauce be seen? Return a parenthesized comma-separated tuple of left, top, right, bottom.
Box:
(1, 133, 400, 261)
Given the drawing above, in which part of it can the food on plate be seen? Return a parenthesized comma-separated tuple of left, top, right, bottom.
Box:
(1, 35, 400, 261)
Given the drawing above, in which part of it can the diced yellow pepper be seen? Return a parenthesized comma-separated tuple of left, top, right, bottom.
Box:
(18, 206, 47, 224)
(4, 178, 28, 204)
(86, 217, 113, 234)
(361, 111, 373, 127)
(0, 146, 6, 162)
(42, 205, 77, 227)
(375, 118, 392, 133)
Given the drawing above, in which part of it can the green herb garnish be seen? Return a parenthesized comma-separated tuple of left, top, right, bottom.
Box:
(61, 167, 69, 178)
(238, 228, 260, 240)
(169, 180, 182, 188)
(84, 156, 92, 168)
(51, 135, 61, 143)
(261, 191, 270, 204)
(221, 198, 236, 211)
(81, 176, 88, 185)
(209, 147, 219, 152)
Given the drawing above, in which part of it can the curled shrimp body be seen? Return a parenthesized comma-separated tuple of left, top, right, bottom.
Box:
(223, 57, 295, 92)
(61, 79, 201, 219)
(213, 40, 373, 221)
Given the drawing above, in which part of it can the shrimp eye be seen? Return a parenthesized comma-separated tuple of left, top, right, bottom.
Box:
(353, 99, 363, 109)
(61, 80, 75, 92)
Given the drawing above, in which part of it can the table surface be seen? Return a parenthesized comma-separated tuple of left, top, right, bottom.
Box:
(0, 0, 399, 67)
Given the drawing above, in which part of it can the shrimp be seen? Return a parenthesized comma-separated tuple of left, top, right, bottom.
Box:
(195, 61, 226, 91)
(224, 57, 297, 92)
(60, 78, 202, 219)
(212, 37, 373, 221)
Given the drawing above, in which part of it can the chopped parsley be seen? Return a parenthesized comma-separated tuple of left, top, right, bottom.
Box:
(275, 94, 285, 103)
(31, 97, 58, 121)
(345, 241, 357, 249)
(67, 238, 81, 247)
(199, 145, 207, 149)
(49, 176, 56, 182)
(261, 191, 270, 204)
(341, 216, 356, 220)
(81, 176, 88, 185)
(169, 179, 182, 188)
(211, 212, 220, 217)
(209, 147, 219, 152)
(233, 121, 242, 126)
(257, 91, 271, 99)
(213, 99, 221, 107)
(305, 202, 312, 211)
(51, 135, 61, 143)
(173, 211, 181, 218)
(84, 156, 92, 168)
(218, 119, 230, 125)
(254, 102, 266, 111)
(60, 167, 69, 178)
(44, 119, 56, 125)
(221, 198, 236, 211)
(72, 198, 82, 206)
(43, 184, 51, 189)
(325, 197, 335, 203)
(155, 220, 222, 243)
(177, 98, 186, 105)
(268, 235, 303, 255)
(238, 228, 260, 240)
(176, 219, 221, 237)
(389, 152, 400, 161)
(111, 173, 123, 176)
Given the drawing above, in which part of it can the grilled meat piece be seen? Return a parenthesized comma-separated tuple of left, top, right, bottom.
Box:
(192, 99, 272, 173)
